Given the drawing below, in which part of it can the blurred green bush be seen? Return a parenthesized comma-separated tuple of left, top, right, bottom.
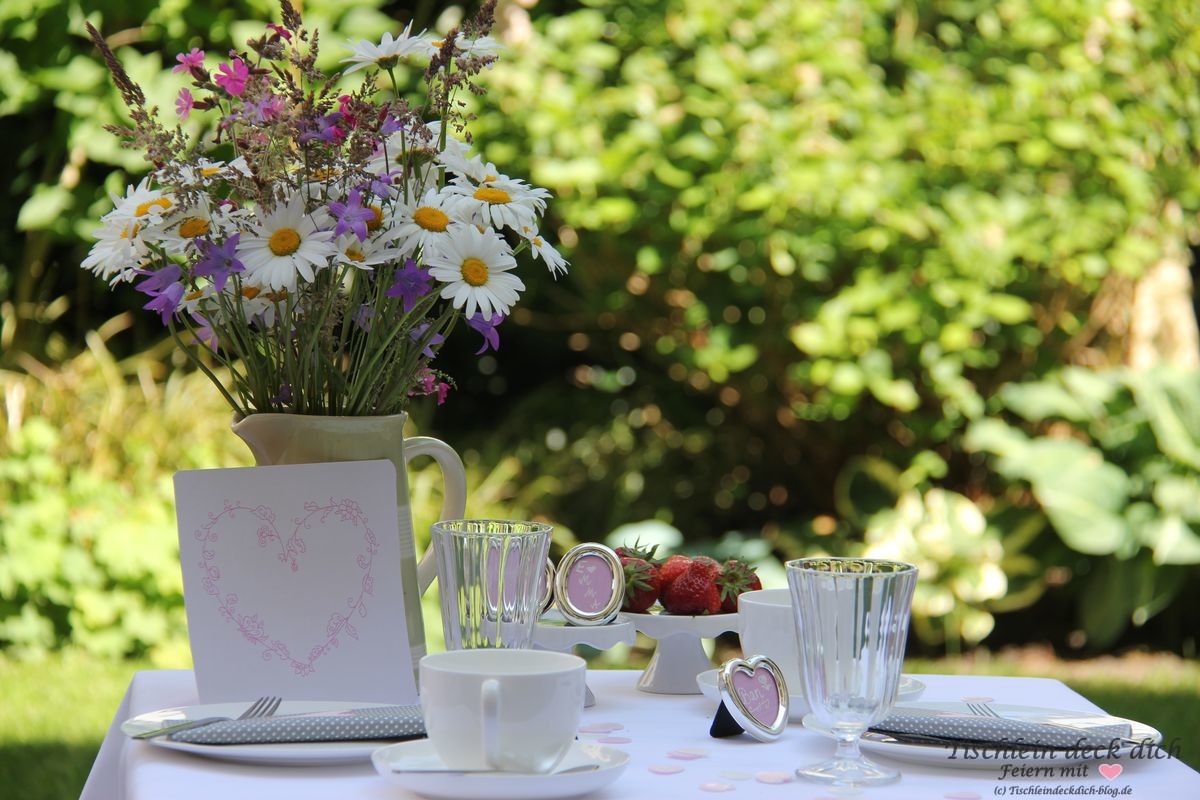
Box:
(967, 366, 1200, 649)
(0, 318, 249, 660)
(3, 0, 1200, 655)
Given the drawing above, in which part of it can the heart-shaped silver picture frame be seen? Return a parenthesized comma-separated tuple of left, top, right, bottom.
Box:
(553, 543, 624, 626)
(711, 655, 789, 741)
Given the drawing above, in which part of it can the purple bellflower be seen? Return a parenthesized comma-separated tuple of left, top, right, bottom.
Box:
(467, 312, 504, 355)
(410, 322, 446, 359)
(386, 258, 433, 313)
(136, 264, 185, 325)
(328, 189, 375, 241)
(194, 234, 244, 292)
(299, 112, 345, 144)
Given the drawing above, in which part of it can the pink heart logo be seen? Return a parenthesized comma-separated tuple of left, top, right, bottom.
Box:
(1098, 763, 1123, 781)
(194, 498, 378, 677)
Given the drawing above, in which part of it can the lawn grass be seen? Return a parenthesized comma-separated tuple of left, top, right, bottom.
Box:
(1, 649, 1196, 799)
(0, 651, 152, 800)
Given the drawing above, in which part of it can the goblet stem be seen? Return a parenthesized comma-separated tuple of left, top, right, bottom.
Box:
(834, 730, 863, 762)
(796, 726, 899, 787)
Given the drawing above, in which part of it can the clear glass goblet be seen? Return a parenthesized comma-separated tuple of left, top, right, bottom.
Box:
(431, 519, 552, 650)
(787, 557, 918, 787)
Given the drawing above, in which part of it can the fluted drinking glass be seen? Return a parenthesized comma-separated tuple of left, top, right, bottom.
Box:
(787, 557, 918, 787)
(432, 520, 552, 650)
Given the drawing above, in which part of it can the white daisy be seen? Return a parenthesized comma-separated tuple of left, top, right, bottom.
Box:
(236, 194, 337, 291)
(400, 119, 473, 182)
(418, 33, 503, 60)
(211, 202, 256, 237)
(232, 285, 286, 329)
(108, 176, 177, 228)
(334, 232, 405, 271)
(81, 217, 148, 283)
(145, 195, 215, 255)
(171, 156, 253, 188)
(341, 23, 427, 75)
(444, 172, 550, 232)
(179, 284, 214, 316)
(425, 224, 523, 319)
(365, 130, 439, 196)
(388, 188, 464, 256)
(438, 149, 490, 184)
(299, 164, 348, 202)
(521, 225, 570, 278)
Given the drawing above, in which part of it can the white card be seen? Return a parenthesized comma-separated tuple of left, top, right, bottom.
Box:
(174, 460, 417, 705)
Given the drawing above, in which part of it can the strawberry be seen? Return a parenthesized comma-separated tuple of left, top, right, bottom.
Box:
(615, 540, 660, 564)
(661, 559, 722, 615)
(620, 556, 661, 613)
(657, 554, 692, 590)
(718, 559, 763, 614)
(690, 555, 722, 579)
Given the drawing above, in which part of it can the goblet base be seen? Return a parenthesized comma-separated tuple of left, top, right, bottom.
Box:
(796, 754, 900, 787)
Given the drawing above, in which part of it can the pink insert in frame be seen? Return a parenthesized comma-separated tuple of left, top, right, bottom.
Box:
(566, 554, 614, 613)
(553, 543, 624, 625)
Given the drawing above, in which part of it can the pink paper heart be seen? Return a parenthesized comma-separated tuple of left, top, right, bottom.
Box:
(1098, 763, 1123, 781)
(194, 498, 378, 677)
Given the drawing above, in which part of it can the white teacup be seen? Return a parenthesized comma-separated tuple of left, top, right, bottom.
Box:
(419, 649, 586, 773)
(738, 588, 802, 693)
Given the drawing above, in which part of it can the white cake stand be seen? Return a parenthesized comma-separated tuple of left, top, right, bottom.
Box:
(533, 609, 637, 707)
(623, 611, 738, 694)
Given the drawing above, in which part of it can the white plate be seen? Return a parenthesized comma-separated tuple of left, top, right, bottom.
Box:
(372, 740, 630, 800)
(121, 700, 397, 765)
(804, 702, 1162, 770)
(695, 671, 925, 721)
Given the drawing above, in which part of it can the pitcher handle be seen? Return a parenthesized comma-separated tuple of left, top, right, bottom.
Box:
(404, 436, 468, 594)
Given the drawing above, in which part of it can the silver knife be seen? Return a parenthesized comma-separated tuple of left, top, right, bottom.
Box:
(133, 716, 231, 740)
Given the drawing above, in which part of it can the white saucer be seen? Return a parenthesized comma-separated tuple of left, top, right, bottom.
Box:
(372, 740, 630, 800)
(695, 671, 926, 721)
(803, 703, 1162, 770)
(121, 700, 395, 765)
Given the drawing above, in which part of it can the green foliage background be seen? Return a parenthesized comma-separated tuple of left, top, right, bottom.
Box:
(3, 0, 1200, 660)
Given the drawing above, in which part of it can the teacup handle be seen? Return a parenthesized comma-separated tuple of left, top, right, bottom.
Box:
(480, 678, 502, 770)
(403, 436, 467, 594)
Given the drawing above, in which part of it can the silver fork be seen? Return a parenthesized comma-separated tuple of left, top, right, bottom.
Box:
(965, 702, 1001, 719)
(134, 695, 282, 739)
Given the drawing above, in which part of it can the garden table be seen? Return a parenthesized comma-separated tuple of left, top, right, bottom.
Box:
(83, 669, 1199, 799)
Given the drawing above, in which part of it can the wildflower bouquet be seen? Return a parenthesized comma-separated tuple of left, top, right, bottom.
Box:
(82, 0, 566, 417)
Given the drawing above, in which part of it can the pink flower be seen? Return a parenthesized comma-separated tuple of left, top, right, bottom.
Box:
(214, 57, 249, 97)
(172, 48, 205, 74)
(266, 23, 292, 42)
(176, 88, 194, 120)
(435, 381, 451, 405)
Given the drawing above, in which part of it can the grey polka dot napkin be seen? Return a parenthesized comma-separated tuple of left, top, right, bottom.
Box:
(870, 705, 1132, 750)
(168, 705, 426, 745)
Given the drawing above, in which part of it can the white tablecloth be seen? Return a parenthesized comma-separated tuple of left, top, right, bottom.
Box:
(82, 669, 1198, 799)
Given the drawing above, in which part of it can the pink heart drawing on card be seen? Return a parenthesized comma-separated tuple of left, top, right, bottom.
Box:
(1098, 764, 1123, 781)
(194, 498, 378, 676)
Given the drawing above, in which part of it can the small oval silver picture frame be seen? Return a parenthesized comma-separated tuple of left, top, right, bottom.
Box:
(713, 655, 789, 741)
(539, 556, 556, 614)
(552, 543, 624, 626)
